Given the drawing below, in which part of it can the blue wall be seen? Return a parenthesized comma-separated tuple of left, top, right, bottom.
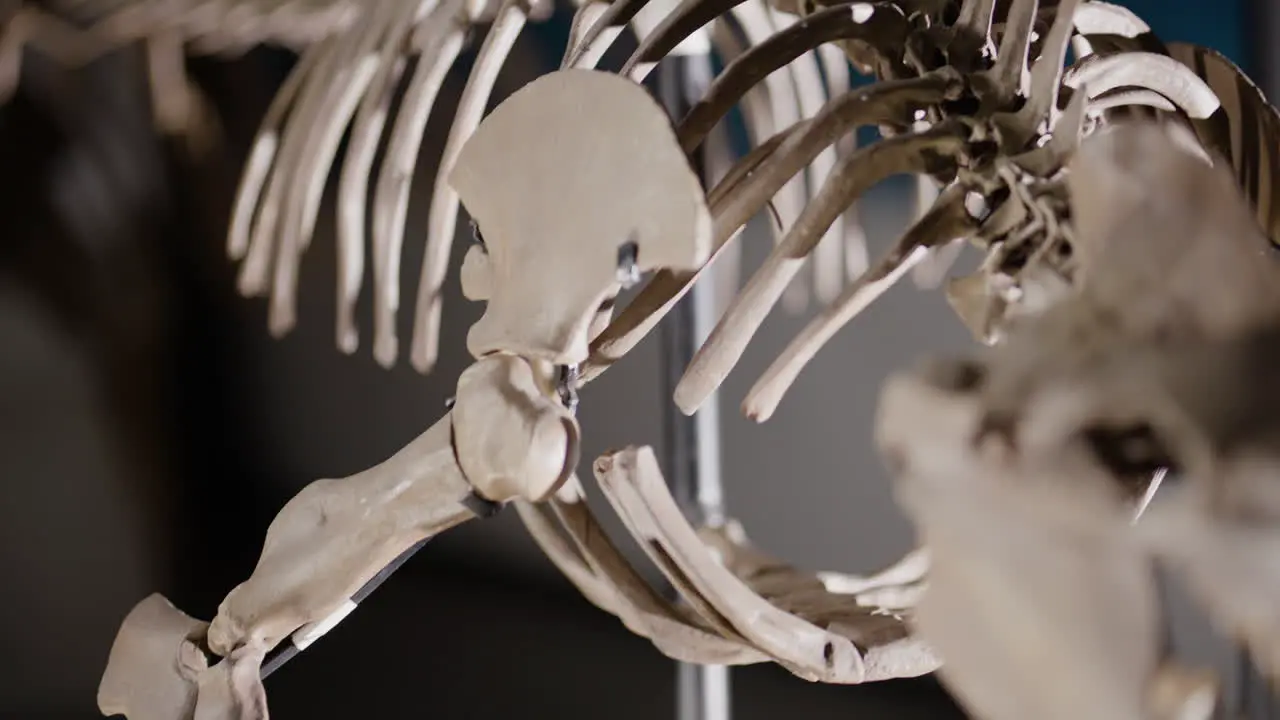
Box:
(1118, 0, 1246, 67)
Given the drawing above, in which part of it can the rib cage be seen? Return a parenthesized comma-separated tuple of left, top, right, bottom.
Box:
(26, 0, 1280, 699)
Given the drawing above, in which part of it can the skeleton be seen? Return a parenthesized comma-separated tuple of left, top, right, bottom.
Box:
(78, 0, 1280, 717)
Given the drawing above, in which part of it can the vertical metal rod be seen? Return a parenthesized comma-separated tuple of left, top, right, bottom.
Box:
(656, 48, 731, 720)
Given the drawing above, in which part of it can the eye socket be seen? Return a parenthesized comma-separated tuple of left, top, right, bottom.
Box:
(1079, 422, 1176, 479)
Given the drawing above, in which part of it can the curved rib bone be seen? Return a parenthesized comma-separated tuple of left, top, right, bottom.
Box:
(1166, 42, 1280, 243)
(619, 0, 750, 78)
(675, 121, 968, 415)
(564, 0, 622, 68)
(581, 119, 810, 384)
(233, 38, 332, 296)
(595, 446, 939, 682)
(243, 33, 356, 305)
(227, 36, 323, 263)
(675, 3, 907, 153)
(334, 0, 424, 353)
(587, 72, 963, 384)
(407, 0, 529, 373)
(996, 0, 1078, 148)
(269, 0, 395, 336)
(724, 0, 808, 255)
(1063, 51, 1221, 121)
(368, 0, 466, 368)
(743, 182, 976, 420)
(562, 0, 655, 68)
(546, 487, 769, 664)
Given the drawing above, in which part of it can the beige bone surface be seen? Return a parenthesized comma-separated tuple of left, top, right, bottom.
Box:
(875, 370, 1165, 720)
(99, 595, 210, 720)
(864, 119, 1280, 720)
(594, 446, 939, 683)
(100, 67, 717, 718)
(205, 414, 476, 657)
(451, 68, 711, 364)
(80, 3, 1280, 715)
(542, 486, 769, 665)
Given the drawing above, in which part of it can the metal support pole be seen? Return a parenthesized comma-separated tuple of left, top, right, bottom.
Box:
(656, 48, 731, 720)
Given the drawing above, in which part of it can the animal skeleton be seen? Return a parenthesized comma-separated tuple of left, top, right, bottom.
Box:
(38, 0, 1277, 717)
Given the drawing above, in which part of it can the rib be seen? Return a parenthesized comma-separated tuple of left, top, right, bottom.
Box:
(676, 2, 909, 154)
(561, 0, 656, 68)
(743, 183, 976, 421)
(367, 0, 465, 368)
(227, 35, 323, 264)
(586, 73, 962, 386)
(674, 121, 969, 415)
(595, 446, 939, 683)
(1062, 51, 1221, 121)
(408, 0, 528, 374)
(547, 487, 768, 664)
(239, 35, 351, 300)
(334, 0, 425, 354)
(765, 6, 842, 306)
(581, 120, 808, 384)
(726, 0, 807, 248)
(269, 0, 396, 336)
(564, 0, 621, 69)
(619, 0, 752, 79)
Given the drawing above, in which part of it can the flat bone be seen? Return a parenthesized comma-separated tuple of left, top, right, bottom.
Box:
(98, 594, 209, 720)
(449, 69, 711, 365)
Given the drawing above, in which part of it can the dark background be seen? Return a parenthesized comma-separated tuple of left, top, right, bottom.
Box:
(0, 1, 1261, 718)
